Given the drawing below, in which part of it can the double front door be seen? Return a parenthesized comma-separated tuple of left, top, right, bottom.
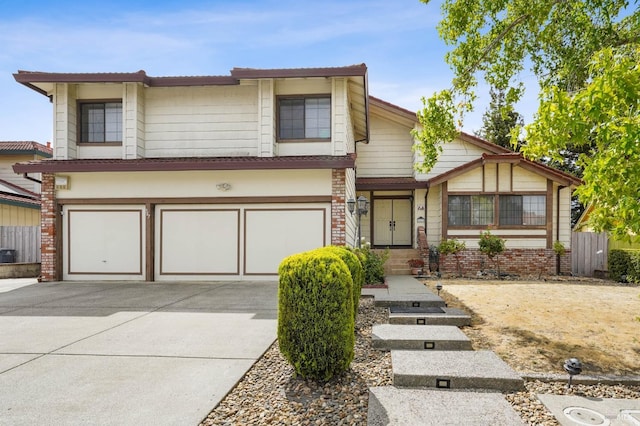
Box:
(373, 199, 412, 246)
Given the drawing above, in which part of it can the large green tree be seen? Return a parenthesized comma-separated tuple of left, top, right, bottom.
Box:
(415, 0, 639, 239)
(476, 87, 523, 150)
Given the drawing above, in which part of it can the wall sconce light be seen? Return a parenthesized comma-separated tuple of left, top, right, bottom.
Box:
(417, 216, 425, 223)
(216, 183, 232, 191)
(54, 175, 69, 190)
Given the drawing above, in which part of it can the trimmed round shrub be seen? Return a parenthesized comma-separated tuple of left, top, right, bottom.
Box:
(277, 251, 355, 381)
(313, 246, 364, 319)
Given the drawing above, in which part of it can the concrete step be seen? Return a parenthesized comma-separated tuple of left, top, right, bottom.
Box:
(374, 293, 446, 308)
(392, 350, 524, 392)
(387, 306, 472, 327)
(368, 386, 525, 426)
(371, 324, 472, 351)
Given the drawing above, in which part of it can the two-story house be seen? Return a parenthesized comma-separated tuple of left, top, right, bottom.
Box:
(13, 64, 580, 282)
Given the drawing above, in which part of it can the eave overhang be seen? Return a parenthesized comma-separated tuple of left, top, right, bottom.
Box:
(12, 155, 357, 174)
(356, 177, 428, 191)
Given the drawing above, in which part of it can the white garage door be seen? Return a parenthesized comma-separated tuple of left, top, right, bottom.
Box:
(244, 208, 326, 275)
(156, 204, 328, 280)
(157, 209, 240, 276)
(63, 206, 145, 280)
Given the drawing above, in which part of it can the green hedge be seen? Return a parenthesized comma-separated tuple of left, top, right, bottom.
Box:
(277, 250, 355, 381)
(313, 246, 363, 320)
(609, 249, 640, 283)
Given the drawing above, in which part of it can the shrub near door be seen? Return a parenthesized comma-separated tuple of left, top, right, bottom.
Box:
(277, 250, 355, 381)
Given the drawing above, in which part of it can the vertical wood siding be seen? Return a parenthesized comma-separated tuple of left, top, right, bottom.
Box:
(0, 226, 41, 262)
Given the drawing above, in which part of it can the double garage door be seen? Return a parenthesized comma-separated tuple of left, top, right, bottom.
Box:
(62, 203, 328, 281)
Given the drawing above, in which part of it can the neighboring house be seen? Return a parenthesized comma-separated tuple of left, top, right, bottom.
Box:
(12, 65, 580, 281)
(0, 141, 52, 227)
(0, 142, 52, 264)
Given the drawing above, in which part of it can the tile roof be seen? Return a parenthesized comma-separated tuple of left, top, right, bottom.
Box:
(13, 155, 357, 174)
(0, 141, 53, 157)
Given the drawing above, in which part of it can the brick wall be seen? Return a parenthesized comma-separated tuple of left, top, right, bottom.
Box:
(39, 173, 57, 282)
(331, 168, 346, 246)
(439, 248, 572, 278)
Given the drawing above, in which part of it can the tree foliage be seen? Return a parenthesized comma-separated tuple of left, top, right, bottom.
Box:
(417, 0, 640, 239)
(476, 87, 523, 150)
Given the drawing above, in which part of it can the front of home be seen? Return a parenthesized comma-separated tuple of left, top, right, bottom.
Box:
(13, 64, 580, 281)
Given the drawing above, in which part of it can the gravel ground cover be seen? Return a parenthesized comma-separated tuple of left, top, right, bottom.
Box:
(201, 295, 639, 425)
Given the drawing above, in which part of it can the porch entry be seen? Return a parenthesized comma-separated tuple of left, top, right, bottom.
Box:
(373, 198, 412, 247)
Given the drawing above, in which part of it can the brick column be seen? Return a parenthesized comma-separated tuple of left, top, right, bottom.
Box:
(40, 173, 57, 281)
(331, 168, 346, 246)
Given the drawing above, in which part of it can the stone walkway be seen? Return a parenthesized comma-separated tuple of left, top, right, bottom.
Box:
(364, 275, 525, 425)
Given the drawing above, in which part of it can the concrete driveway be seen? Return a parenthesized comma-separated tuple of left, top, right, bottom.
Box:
(0, 279, 278, 425)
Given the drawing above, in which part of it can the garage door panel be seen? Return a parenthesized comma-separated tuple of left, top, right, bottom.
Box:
(244, 209, 326, 275)
(159, 209, 239, 275)
(67, 209, 143, 275)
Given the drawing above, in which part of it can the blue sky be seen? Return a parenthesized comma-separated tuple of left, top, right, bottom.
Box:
(0, 0, 538, 144)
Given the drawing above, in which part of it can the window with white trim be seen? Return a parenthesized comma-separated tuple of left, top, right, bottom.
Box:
(79, 101, 122, 143)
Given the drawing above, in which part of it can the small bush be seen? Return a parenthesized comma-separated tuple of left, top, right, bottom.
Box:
(353, 245, 388, 284)
(478, 230, 506, 278)
(439, 239, 466, 276)
(313, 246, 363, 319)
(277, 251, 355, 381)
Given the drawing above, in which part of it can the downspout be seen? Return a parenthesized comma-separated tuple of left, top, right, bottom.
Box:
(23, 173, 42, 185)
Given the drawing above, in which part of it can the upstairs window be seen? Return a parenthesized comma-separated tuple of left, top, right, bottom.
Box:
(499, 195, 546, 225)
(79, 101, 122, 143)
(278, 96, 331, 140)
(448, 195, 494, 226)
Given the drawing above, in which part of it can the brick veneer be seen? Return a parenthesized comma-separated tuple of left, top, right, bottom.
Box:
(331, 168, 346, 246)
(40, 173, 57, 282)
(439, 248, 572, 277)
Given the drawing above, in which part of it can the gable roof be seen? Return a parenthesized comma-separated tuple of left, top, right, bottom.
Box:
(428, 152, 582, 187)
(0, 141, 52, 158)
(368, 96, 511, 155)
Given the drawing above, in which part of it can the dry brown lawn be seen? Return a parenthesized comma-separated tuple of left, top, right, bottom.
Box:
(424, 279, 640, 376)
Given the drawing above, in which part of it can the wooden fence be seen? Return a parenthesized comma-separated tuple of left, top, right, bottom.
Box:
(0, 226, 41, 263)
(571, 232, 608, 277)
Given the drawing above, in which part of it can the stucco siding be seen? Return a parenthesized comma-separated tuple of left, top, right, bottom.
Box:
(356, 112, 414, 177)
(56, 169, 333, 200)
(143, 85, 259, 157)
